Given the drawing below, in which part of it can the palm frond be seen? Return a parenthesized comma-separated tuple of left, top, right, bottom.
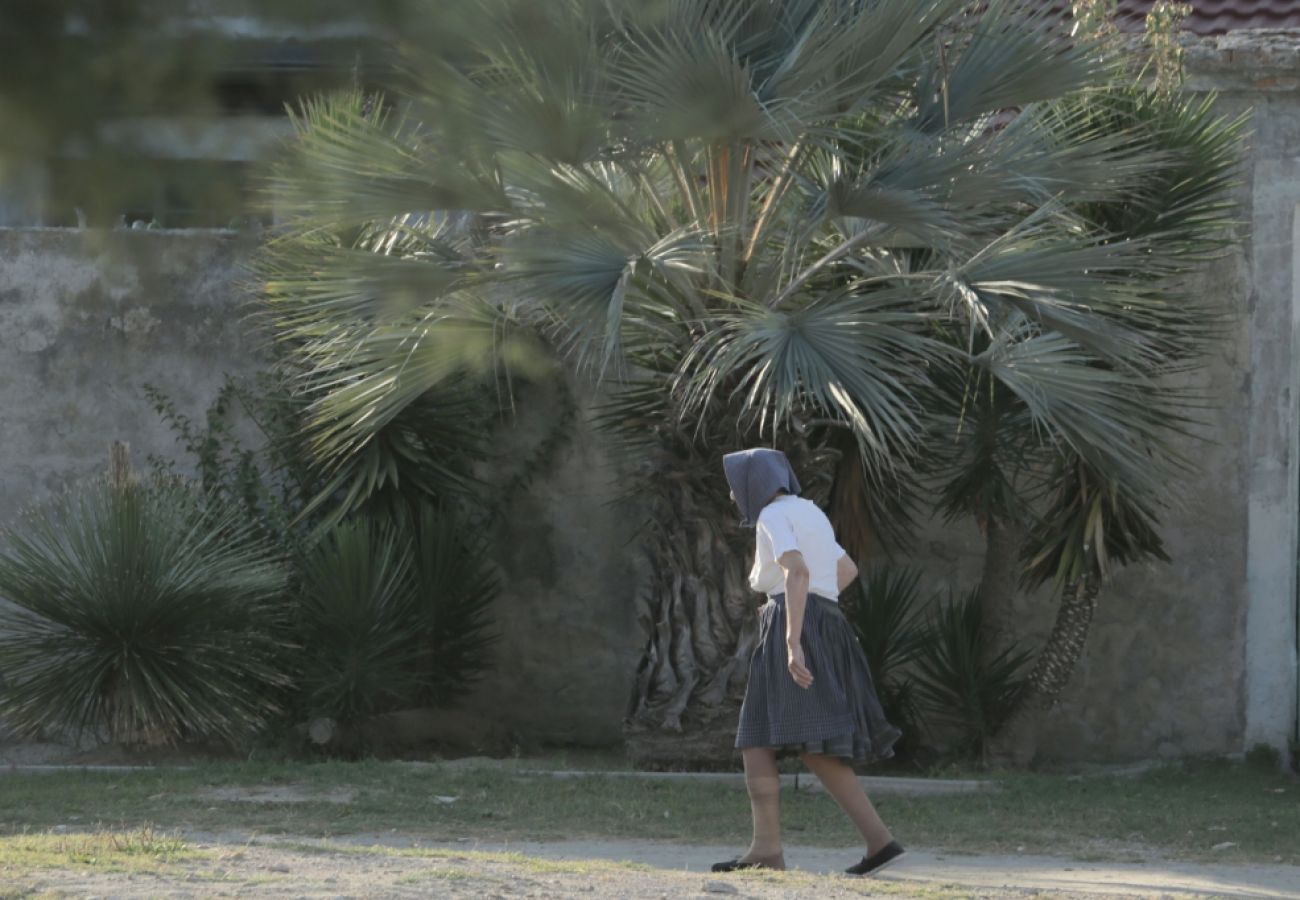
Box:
(911, 0, 1107, 133)
(1020, 451, 1171, 588)
(403, 503, 501, 706)
(973, 331, 1198, 502)
(842, 566, 932, 681)
(256, 231, 474, 333)
(286, 292, 540, 473)
(295, 380, 495, 533)
(675, 287, 949, 473)
(499, 222, 710, 376)
(937, 209, 1181, 363)
(262, 90, 506, 233)
(923, 334, 1042, 524)
(611, 12, 778, 144)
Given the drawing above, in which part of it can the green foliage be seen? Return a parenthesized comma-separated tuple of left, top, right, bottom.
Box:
(923, 70, 1247, 610)
(909, 588, 1036, 759)
(1021, 455, 1169, 589)
(144, 373, 341, 555)
(144, 374, 504, 751)
(255, 0, 1230, 515)
(0, 476, 292, 745)
(0, 0, 414, 227)
(300, 380, 496, 532)
(992, 6, 1248, 590)
(147, 369, 499, 544)
(294, 517, 423, 727)
(245, 0, 1248, 751)
(1244, 741, 1281, 773)
(924, 333, 1040, 529)
(843, 566, 1045, 764)
(840, 567, 931, 762)
(402, 503, 500, 707)
(292, 505, 500, 741)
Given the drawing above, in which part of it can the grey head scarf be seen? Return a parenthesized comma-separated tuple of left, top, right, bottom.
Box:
(722, 448, 802, 528)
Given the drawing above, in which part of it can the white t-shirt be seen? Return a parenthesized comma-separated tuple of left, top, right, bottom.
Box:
(749, 494, 847, 601)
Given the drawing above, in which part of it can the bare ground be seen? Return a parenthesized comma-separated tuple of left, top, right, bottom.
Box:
(5, 832, 1299, 899)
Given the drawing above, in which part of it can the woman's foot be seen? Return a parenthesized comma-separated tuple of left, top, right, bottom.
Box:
(845, 840, 904, 876)
(710, 851, 785, 872)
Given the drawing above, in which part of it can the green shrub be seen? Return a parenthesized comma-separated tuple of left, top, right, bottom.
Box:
(0, 476, 291, 745)
(1244, 741, 1281, 772)
(145, 378, 502, 755)
(145, 375, 323, 555)
(403, 503, 499, 707)
(292, 505, 499, 746)
(294, 517, 422, 728)
(840, 567, 931, 765)
(910, 588, 1035, 760)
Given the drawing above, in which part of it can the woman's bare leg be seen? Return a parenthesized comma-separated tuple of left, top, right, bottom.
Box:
(738, 747, 785, 867)
(799, 752, 894, 852)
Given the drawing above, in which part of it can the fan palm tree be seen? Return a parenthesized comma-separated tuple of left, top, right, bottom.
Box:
(920, 4, 1246, 764)
(257, 0, 1239, 764)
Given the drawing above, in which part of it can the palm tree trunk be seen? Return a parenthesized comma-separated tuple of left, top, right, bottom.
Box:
(621, 427, 832, 769)
(987, 573, 1099, 766)
(826, 435, 876, 565)
(622, 458, 761, 769)
(1024, 573, 1099, 703)
(975, 517, 1026, 670)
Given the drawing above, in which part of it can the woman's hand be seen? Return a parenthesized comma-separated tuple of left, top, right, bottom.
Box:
(777, 549, 813, 689)
(787, 640, 814, 689)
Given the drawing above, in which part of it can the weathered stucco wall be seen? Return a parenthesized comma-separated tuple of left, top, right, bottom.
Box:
(1192, 32, 1300, 764)
(0, 227, 261, 512)
(0, 226, 642, 750)
(466, 375, 644, 747)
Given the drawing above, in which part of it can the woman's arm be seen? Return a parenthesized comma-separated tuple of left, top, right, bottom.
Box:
(836, 553, 858, 593)
(778, 550, 814, 689)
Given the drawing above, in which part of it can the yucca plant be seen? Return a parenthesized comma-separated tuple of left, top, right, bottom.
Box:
(910, 587, 1036, 764)
(839, 567, 932, 764)
(257, 0, 1242, 764)
(291, 505, 500, 750)
(0, 475, 291, 746)
(403, 502, 500, 707)
(293, 517, 423, 732)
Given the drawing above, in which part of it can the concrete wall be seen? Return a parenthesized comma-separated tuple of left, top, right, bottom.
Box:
(1190, 32, 1300, 764)
(0, 225, 642, 750)
(466, 375, 644, 747)
(0, 227, 261, 508)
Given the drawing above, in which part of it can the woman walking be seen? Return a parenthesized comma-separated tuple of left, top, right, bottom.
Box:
(713, 447, 905, 876)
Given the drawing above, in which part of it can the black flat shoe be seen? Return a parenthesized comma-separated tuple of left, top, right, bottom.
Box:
(845, 840, 904, 876)
(710, 855, 784, 872)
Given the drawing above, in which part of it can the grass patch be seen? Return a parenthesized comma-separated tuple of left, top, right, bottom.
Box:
(0, 756, 1295, 866)
(394, 865, 477, 883)
(0, 825, 208, 874)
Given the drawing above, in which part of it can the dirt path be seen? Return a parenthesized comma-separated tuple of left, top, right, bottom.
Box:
(437, 837, 1300, 898)
(7, 832, 1300, 899)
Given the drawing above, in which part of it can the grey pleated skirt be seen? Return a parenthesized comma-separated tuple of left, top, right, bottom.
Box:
(735, 592, 903, 765)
